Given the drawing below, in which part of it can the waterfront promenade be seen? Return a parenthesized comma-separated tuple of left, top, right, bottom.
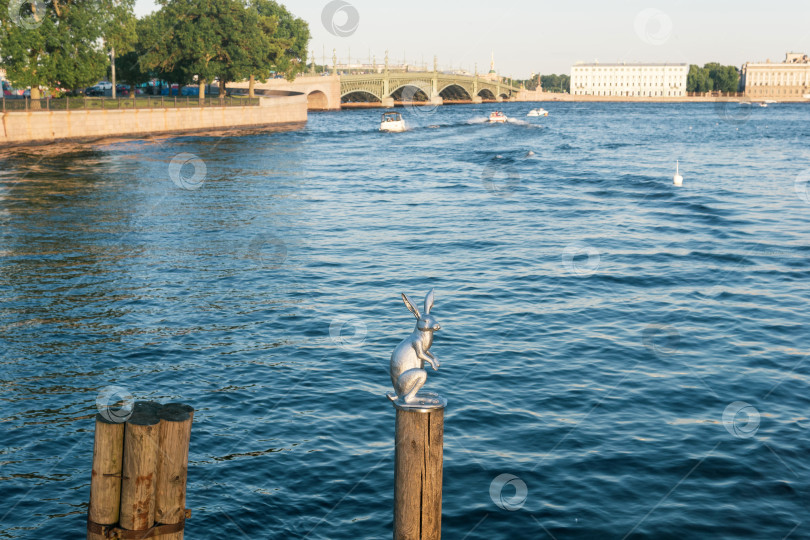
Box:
(0, 92, 307, 146)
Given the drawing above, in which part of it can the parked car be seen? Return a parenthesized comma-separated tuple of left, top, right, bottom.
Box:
(85, 86, 104, 96)
(2, 81, 27, 96)
(160, 84, 180, 96)
(115, 84, 129, 97)
(180, 85, 199, 96)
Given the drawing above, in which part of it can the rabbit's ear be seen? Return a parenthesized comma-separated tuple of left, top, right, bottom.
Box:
(401, 293, 421, 319)
(424, 289, 435, 314)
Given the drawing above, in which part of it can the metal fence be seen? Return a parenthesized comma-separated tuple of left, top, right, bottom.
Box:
(686, 91, 745, 98)
(2, 95, 261, 112)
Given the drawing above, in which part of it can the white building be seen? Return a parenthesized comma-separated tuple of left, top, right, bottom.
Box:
(741, 53, 810, 99)
(570, 62, 688, 97)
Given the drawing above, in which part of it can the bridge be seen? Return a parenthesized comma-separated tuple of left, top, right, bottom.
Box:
(230, 72, 524, 111)
(340, 71, 521, 107)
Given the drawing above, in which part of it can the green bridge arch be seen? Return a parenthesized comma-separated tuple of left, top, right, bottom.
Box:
(339, 71, 520, 105)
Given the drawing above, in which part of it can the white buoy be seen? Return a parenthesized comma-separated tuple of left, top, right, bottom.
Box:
(673, 160, 683, 186)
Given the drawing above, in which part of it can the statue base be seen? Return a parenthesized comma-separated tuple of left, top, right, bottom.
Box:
(387, 391, 447, 412)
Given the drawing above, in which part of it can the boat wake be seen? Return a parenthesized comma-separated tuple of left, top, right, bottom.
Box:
(506, 118, 533, 126)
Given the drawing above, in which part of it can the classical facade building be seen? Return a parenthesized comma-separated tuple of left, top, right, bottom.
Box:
(741, 53, 810, 99)
(570, 62, 688, 97)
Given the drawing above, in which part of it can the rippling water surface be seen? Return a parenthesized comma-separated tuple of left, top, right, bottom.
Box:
(1, 102, 809, 539)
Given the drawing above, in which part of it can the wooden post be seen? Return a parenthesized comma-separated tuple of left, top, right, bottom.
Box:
(393, 399, 445, 540)
(87, 414, 125, 540)
(120, 401, 161, 531)
(154, 403, 195, 540)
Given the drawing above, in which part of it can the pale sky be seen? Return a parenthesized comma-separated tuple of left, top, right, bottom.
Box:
(133, 0, 810, 78)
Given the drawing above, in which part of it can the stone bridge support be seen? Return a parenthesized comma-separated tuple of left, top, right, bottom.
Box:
(229, 75, 341, 111)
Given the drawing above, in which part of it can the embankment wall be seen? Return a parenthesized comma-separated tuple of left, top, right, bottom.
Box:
(0, 93, 307, 146)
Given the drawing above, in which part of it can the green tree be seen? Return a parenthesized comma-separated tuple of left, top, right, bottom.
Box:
(115, 50, 151, 90)
(687, 63, 740, 93)
(261, 0, 310, 81)
(687, 64, 712, 93)
(236, 0, 310, 97)
(0, 0, 113, 100)
(217, 3, 266, 96)
(135, 13, 187, 91)
(706, 63, 739, 93)
(246, 0, 310, 89)
(540, 74, 570, 93)
(114, 17, 160, 93)
(99, 0, 137, 97)
(140, 0, 246, 99)
(139, 0, 309, 99)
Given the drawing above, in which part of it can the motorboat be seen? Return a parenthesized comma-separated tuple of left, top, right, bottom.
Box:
(380, 111, 406, 132)
(527, 108, 548, 117)
(758, 102, 768, 108)
(488, 111, 508, 123)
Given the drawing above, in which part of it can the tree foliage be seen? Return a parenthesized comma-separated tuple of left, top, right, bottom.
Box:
(518, 74, 570, 93)
(1, 0, 310, 96)
(0, 0, 124, 94)
(540, 74, 570, 93)
(138, 0, 241, 92)
(116, 49, 152, 87)
(687, 65, 712, 93)
(137, 0, 310, 92)
(687, 63, 740, 93)
(100, 0, 137, 57)
(251, 0, 309, 81)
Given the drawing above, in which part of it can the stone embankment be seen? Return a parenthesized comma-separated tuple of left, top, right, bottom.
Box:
(0, 92, 307, 146)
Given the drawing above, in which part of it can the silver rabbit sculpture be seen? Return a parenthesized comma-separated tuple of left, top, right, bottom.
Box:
(388, 289, 442, 404)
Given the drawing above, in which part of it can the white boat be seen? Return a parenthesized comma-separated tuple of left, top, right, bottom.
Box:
(489, 111, 508, 123)
(763, 100, 777, 104)
(527, 108, 548, 117)
(380, 111, 406, 132)
(758, 102, 768, 108)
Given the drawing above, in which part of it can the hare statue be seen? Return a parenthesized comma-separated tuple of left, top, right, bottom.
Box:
(388, 289, 442, 404)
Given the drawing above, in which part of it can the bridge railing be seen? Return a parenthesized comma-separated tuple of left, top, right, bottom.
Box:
(338, 72, 522, 93)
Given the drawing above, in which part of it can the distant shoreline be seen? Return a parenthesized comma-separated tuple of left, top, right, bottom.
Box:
(338, 95, 809, 109)
(517, 93, 809, 103)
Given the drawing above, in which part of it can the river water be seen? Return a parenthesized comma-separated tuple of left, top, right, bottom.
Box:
(1, 102, 809, 539)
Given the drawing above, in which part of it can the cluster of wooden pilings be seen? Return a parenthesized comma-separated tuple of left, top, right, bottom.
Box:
(88, 401, 194, 540)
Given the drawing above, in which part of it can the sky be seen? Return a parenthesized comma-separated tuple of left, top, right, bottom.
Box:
(133, 0, 810, 79)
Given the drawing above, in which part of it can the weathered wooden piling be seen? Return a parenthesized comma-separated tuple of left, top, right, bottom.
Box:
(154, 403, 195, 540)
(392, 396, 446, 540)
(119, 401, 162, 531)
(87, 414, 126, 540)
